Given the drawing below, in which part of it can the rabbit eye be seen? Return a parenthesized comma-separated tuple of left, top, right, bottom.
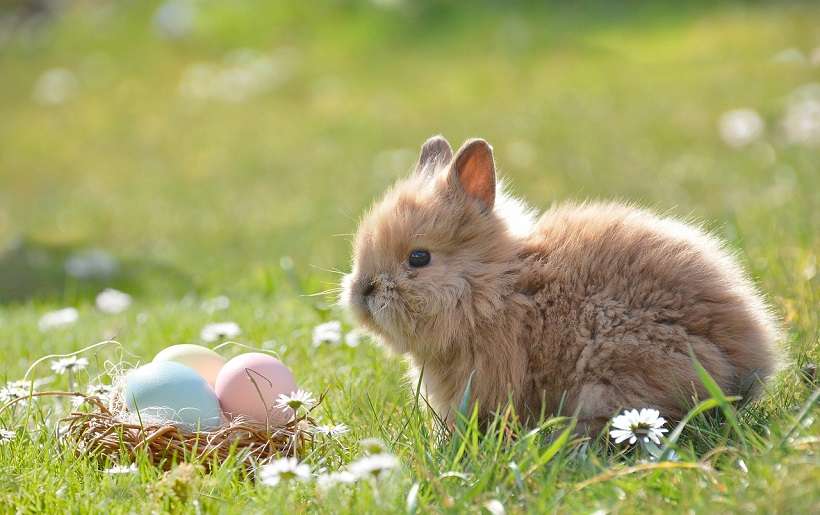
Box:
(408, 249, 431, 268)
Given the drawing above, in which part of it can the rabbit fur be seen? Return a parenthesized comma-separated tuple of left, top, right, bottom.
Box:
(342, 135, 779, 433)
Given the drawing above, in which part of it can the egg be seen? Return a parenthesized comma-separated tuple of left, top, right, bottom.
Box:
(124, 361, 222, 430)
(153, 344, 226, 387)
(214, 353, 297, 425)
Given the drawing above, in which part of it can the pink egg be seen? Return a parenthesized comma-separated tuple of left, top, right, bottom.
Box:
(214, 352, 297, 426)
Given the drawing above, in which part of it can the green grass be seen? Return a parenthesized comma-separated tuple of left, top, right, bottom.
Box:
(0, 1, 818, 512)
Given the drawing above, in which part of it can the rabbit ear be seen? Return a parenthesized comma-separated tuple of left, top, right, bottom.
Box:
(414, 135, 453, 178)
(450, 138, 496, 210)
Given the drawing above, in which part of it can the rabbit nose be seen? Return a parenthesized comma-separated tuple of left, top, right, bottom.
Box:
(362, 279, 376, 297)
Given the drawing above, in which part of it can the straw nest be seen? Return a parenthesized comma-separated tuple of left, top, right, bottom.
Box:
(5, 391, 319, 471)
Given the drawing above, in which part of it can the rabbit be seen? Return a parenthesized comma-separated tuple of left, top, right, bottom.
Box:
(342, 135, 779, 434)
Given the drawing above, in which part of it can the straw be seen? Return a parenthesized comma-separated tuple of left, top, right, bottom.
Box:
(2, 391, 320, 471)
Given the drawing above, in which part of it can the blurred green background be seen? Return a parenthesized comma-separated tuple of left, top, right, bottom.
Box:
(0, 2, 818, 512)
(0, 0, 817, 339)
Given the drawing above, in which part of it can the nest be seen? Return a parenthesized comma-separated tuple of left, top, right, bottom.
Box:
(7, 392, 318, 471)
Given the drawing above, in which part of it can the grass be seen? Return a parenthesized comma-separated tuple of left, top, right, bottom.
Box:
(0, 0, 818, 512)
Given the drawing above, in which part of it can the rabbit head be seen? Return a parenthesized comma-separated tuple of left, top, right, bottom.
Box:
(343, 136, 529, 359)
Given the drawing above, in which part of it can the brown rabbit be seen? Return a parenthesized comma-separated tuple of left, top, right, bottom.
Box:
(342, 135, 779, 433)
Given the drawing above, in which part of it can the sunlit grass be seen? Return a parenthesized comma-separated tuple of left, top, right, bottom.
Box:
(0, 0, 818, 512)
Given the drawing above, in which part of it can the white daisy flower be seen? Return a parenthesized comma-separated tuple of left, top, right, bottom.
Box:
(153, 0, 197, 40)
(279, 256, 294, 270)
(74, 383, 114, 407)
(312, 321, 341, 346)
(609, 408, 669, 445)
(32, 67, 78, 106)
(718, 108, 765, 148)
(87, 383, 114, 397)
(200, 321, 241, 342)
(0, 429, 16, 444)
(347, 453, 399, 480)
(484, 499, 506, 515)
(38, 307, 79, 331)
(359, 437, 387, 455)
(104, 463, 138, 475)
(274, 389, 316, 411)
(314, 423, 350, 438)
(0, 382, 31, 404)
(11, 378, 49, 388)
(317, 470, 358, 490)
(50, 357, 89, 375)
(95, 288, 132, 314)
(0, 378, 52, 405)
(201, 295, 230, 313)
(344, 329, 364, 348)
(258, 458, 311, 486)
(783, 96, 820, 146)
(71, 384, 114, 408)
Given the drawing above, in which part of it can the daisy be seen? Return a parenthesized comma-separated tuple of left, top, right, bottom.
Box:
(95, 288, 132, 314)
(200, 321, 241, 342)
(359, 437, 387, 455)
(609, 408, 669, 445)
(258, 458, 311, 486)
(783, 87, 820, 145)
(38, 307, 79, 331)
(344, 329, 364, 348)
(50, 357, 89, 375)
(314, 423, 350, 438)
(274, 389, 316, 411)
(0, 382, 31, 404)
(718, 109, 764, 148)
(87, 383, 114, 398)
(32, 67, 78, 106)
(317, 470, 358, 490)
(104, 463, 138, 475)
(153, 0, 196, 40)
(74, 383, 114, 408)
(201, 295, 230, 313)
(347, 453, 399, 480)
(0, 429, 15, 444)
(484, 499, 506, 515)
(312, 321, 341, 346)
(10, 378, 48, 388)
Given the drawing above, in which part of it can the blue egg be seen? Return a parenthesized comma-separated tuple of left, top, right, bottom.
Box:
(125, 361, 222, 430)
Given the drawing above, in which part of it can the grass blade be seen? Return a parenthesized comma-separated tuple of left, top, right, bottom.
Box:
(659, 398, 721, 461)
(525, 420, 575, 476)
(406, 482, 420, 514)
(457, 370, 476, 424)
(689, 347, 747, 449)
(780, 387, 820, 447)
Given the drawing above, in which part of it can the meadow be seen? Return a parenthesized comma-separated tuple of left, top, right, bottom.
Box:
(0, 1, 818, 512)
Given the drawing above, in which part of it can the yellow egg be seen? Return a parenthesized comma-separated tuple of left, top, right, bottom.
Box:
(153, 344, 226, 387)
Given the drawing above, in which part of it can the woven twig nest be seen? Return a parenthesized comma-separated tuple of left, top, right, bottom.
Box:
(6, 391, 318, 471)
